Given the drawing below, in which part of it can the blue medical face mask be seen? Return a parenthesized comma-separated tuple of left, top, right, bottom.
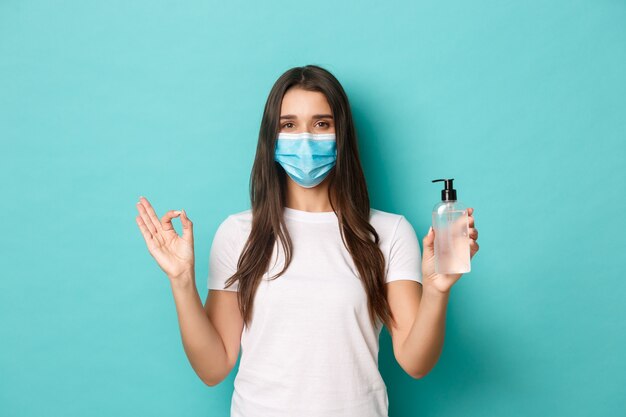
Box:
(274, 132, 337, 188)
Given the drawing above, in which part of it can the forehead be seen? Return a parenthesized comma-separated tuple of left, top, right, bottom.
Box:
(280, 88, 332, 116)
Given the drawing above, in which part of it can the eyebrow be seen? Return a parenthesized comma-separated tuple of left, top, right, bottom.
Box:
(279, 114, 334, 119)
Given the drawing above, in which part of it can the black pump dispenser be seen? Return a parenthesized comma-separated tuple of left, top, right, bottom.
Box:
(432, 178, 457, 201)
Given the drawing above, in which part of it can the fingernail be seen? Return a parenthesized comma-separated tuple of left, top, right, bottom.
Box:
(174, 210, 181, 215)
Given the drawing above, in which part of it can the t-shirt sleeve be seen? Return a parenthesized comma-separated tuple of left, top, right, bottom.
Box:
(207, 215, 241, 292)
(385, 215, 423, 284)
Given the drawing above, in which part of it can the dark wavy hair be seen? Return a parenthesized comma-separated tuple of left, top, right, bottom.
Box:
(224, 64, 395, 331)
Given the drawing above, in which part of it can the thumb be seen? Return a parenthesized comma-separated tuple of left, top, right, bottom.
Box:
(180, 209, 194, 244)
(422, 226, 435, 257)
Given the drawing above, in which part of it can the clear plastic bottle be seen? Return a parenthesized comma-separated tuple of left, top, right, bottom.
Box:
(431, 178, 471, 274)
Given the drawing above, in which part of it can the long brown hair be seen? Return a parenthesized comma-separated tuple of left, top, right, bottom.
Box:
(224, 64, 396, 332)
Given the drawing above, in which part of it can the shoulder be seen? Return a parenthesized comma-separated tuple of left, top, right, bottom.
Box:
(369, 208, 406, 233)
(369, 208, 416, 245)
(219, 208, 414, 243)
(224, 208, 253, 226)
(215, 208, 252, 242)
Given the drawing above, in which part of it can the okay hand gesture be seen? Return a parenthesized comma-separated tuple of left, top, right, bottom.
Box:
(135, 196, 195, 282)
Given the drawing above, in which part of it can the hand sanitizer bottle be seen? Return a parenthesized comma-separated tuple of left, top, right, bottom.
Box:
(431, 178, 471, 274)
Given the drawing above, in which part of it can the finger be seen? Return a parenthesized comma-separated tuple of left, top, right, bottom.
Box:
(180, 209, 194, 244)
(161, 210, 182, 232)
(136, 200, 164, 245)
(470, 238, 479, 253)
(138, 197, 164, 234)
(136, 215, 155, 246)
(469, 227, 478, 241)
(468, 207, 474, 216)
(468, 208, 475, 228)
(422, 226, 434, 248)
(136, 202, 157, 235)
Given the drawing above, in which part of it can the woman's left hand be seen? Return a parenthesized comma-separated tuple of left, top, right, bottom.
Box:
(421, 207, 479, 294)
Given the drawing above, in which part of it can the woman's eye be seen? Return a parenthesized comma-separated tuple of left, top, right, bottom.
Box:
(282, 121, 329, 129)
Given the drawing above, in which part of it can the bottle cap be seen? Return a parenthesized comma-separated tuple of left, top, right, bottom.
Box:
(432, 178, 457, 201)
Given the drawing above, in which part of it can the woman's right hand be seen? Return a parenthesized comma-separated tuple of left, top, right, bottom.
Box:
(135, 196, 195, 284)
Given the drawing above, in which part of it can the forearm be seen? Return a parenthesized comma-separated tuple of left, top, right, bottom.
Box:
(169, 275, 230, 386)
(401, 286, 450, 378)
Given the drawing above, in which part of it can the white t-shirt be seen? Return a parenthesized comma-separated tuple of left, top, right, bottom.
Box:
(207, 206, 422, 417)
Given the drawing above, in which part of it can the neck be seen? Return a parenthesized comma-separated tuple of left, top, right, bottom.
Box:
(285, 175, 334, 212)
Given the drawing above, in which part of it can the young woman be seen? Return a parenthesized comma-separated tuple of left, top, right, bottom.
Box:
(135, 65, 479, 417)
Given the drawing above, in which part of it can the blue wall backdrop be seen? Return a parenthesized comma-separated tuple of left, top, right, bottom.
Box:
(1, 1, 624, 416)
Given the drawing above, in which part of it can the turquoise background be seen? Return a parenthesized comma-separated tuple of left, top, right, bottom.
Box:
(1, 0, 624, 416)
